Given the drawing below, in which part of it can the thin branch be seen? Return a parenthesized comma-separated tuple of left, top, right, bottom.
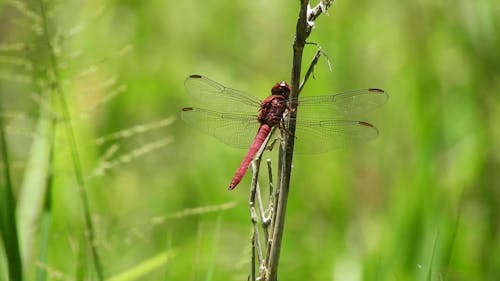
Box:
(249, 127, 277, 276)
(265, 1, 308, 279)
(250, 235, 256, 281)
(255, 183, 269, 240)
(307, 0, 334, 25)
(266, 159, 274, 198)
(299, 46, 331, 92)
(265, 1, 334, 280)
(263, 159, 275, 229)
(249, 171, 264, 269)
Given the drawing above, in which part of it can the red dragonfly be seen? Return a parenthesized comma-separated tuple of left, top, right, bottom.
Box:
(181, 74, 388, 190)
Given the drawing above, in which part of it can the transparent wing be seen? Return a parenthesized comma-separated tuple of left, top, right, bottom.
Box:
(293, 119, 379, 154)
(184, 75, 262, 114)
(293, 88, 388, 119)
(181, 107, 260, 149)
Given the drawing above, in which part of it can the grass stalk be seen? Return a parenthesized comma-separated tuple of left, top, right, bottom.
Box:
(106, 250, 177, 281)
(35, 0, 103, 278)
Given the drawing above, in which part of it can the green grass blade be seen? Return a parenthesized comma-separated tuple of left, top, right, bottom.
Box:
(35, 173, 53, 281)
(426, 231, 440, 281)
(106, 250, 177, 281)
(16, 106, 54, 272)
(205, 215, 222, 281)
(34, 209, 51, 281)
(0, 107, 23, 281)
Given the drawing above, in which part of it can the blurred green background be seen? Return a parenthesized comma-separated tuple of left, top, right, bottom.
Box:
(1, 0, 499, 280)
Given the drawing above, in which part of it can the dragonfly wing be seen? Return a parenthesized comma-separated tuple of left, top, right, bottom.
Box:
(295, 88, 388, 119)
(293, 119, 379, 154)
(184, 75, 262, 113)
(181, 107, 260, 149)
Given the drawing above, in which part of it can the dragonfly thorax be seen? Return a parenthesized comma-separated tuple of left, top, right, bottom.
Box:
(258, 95, 287, 127)
(256, 81, 291, 127)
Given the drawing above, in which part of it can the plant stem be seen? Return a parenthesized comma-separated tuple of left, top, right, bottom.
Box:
(37, 0, 103, 279)
(266, 1, 334, 280)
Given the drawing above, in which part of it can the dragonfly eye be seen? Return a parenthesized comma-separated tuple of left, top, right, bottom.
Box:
(271, 81, 291, 97)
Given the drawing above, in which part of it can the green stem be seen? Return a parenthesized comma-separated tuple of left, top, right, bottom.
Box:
(266, 1, 309, 280)
(37, 0, 103, 279)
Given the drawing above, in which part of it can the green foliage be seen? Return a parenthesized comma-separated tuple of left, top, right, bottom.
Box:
(0, 0, 499, 280)
(0, 106, 23, 281)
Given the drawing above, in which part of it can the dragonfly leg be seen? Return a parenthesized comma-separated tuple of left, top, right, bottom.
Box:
(279, 119, 298, 141)
(266, 137, 279, 151)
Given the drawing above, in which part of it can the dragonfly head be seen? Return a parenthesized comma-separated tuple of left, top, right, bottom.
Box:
(271, 81, 291, 98)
